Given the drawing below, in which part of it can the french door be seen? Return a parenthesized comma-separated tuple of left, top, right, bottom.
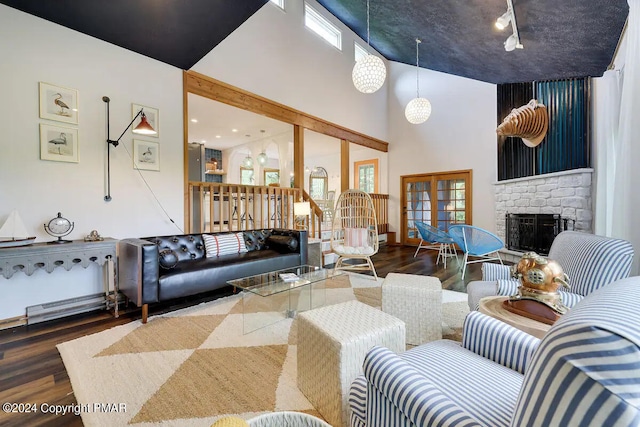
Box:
(401, 170, 472, 245)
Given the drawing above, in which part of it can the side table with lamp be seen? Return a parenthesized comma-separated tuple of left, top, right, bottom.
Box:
(294, 200, 322, 267)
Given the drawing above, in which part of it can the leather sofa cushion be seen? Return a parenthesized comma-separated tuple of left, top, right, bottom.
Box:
(158, 250, 301, 301)
(146, 234, 205, 262)
(267, 234, 299, 253)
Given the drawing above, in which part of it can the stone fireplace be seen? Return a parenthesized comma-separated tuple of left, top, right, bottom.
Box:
(494, 168, 593, 261)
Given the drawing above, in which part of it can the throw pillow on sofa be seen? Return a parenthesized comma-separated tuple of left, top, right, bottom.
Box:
(158, 248, 179, 269)
(204, 233, 248, 257)
(266, 234, 299, 253)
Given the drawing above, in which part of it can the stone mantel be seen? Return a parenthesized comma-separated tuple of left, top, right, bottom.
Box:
(493, 168, 594, 185)
(493, 168, 594, 243)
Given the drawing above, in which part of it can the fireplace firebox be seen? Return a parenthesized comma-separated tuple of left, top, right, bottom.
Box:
(505, 213, 573, 255)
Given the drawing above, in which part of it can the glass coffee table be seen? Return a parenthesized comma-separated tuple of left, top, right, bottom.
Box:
(228, 265, 344, 334)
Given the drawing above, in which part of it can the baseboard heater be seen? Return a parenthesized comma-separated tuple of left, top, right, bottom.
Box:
(26, 293, 112, 325)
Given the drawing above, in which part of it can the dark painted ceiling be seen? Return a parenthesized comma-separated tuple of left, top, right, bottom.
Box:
(0, 0, 628, 84)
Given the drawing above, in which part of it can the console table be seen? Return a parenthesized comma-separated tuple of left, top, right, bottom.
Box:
(0, 238, 119, 317)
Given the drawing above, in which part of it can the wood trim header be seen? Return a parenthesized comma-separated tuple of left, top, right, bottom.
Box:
(184, 70, 389, 153)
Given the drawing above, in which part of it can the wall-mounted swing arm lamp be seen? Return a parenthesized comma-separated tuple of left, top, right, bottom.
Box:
(102, 96, 157, 201)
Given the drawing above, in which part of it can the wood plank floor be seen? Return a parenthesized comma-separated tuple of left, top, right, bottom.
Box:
(0, 244, 484, 427)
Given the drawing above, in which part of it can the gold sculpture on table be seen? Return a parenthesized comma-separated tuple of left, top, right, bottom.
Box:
(504, 252, 570, 324)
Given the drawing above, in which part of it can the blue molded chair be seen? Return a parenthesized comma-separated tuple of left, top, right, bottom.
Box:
(448, 225, 504, 280)
(413, 221, 458, 268)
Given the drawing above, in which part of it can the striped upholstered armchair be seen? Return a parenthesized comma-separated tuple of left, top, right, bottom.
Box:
(466, 231, 634, 310)
(348, 276, 640, 426)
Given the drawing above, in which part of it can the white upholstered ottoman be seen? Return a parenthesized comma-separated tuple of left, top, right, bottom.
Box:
(296, 300, 405, 427)
(382, 273, 442, 345)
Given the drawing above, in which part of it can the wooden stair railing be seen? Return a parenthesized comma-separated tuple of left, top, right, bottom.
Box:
(187, 182, 303, 233)
(369, 193, 389, 235)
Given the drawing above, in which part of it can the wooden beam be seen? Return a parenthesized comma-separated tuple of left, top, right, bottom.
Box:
(184, 70, 389, 152)
(183, 72, 191, 233)
(341, 139, 350, 192)
(293, 125, 304, 190)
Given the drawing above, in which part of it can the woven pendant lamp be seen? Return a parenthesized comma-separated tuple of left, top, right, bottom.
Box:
(352, 0, 386, 93)
(405, 38, 431, 124)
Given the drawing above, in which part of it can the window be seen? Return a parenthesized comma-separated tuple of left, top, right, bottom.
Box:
(354, 42, 368, 62)
(309, 167, 329, 199)
(269, 0, 285, 10)
(264, 168, 280, 186)
(304, 3, 342, 50)
(354, 159, 379, 193)
(240, 167, 254, 185)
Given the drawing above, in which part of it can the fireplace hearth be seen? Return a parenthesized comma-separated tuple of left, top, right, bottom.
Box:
(505, 213, 574, 255)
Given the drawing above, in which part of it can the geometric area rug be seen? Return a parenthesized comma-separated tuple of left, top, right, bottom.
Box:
(57, 273, 469, 427)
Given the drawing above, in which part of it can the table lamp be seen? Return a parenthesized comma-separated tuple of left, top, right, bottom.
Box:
(294, 201, 311, 230)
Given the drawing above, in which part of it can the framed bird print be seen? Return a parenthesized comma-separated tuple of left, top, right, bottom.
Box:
(39, 82, 79, 124)
(40, 124, 79, 163)
(133, 139, 160, 171)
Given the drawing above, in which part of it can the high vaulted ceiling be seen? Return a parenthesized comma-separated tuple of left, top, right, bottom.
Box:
(1, 0, 628, 84)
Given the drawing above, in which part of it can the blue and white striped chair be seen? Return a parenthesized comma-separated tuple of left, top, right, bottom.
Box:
(348, 276, 640, 426)
(467, 231, 634, 311)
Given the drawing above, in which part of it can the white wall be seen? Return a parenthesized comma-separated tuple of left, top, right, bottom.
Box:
(0, 5, 184, 318)
(192, 0, 389, 142)
(387, 62, 497, 238)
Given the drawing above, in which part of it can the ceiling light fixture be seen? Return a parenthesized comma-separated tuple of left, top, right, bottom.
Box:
(232, 128, 238, 133)
(257, 151, 268, 165)
(243, 152, 254, 169)
(495, 11, 511, 30)
(497, 0, 523, 51)
(352, 0, 386, 93)
(404, 38, 432, 125)
(190, 118, 198, 123)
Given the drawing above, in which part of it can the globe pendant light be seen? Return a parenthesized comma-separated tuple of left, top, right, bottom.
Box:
(257, 151, 268, 165)
(352, 0, 386, 93)
(405, 38, 432, 124)
(243, 153, 253, 168)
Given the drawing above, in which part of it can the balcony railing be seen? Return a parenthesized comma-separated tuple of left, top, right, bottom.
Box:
(187, 183, 390, 241)
(187, 182, 323, 237)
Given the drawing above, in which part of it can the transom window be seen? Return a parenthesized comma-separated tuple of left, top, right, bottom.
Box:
(269, 0, 285, 10)
(304, 3, 342, 50)
(354, 42, 368, 62)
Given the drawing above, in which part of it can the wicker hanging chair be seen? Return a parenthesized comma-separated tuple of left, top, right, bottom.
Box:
(330, 189, 379, 279)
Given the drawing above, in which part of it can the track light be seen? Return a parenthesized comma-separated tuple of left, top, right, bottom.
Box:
(504, 34, 518, 51)
(497, 0, 523, 51)
(495, 11, 511, 30)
